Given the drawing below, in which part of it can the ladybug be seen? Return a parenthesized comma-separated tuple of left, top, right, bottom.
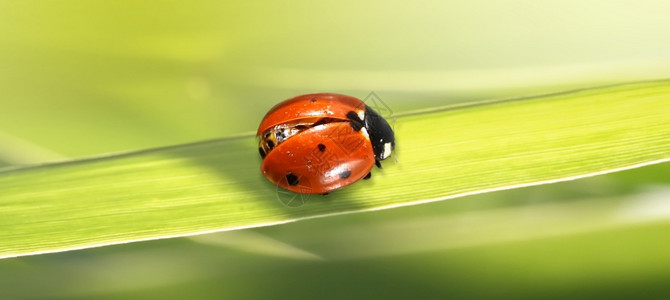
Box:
(257, 93, 395, 194)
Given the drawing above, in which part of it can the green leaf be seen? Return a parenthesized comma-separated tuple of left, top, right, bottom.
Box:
(2, 80, 670, 259)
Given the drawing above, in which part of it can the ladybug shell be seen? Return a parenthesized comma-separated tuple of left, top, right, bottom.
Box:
(257, 93, 365, 136)
(260, 122, 375, 194)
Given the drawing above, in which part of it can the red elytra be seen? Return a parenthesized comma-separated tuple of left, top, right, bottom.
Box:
(256, 93, 365, 136)
(261, 122, 374, 194)
(257, 93, 394, 195)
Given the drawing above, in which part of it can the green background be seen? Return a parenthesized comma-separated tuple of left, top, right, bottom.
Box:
(1, 0, 670, 298)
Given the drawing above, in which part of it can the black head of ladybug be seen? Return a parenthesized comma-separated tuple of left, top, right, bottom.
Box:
(363, 105, 395, 167)
(346, 105, 395, 168)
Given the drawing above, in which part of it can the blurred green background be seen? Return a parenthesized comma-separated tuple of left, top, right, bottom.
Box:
(1, 0, 670, 299)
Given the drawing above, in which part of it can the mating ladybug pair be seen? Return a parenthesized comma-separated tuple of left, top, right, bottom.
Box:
(257, 93, 395, 194)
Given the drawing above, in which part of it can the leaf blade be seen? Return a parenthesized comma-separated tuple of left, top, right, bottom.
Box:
(1, 80, 670, 258)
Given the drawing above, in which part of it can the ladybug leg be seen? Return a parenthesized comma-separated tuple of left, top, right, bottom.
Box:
(321, 192, 330, 196)
(363, 172, 372, 180)
(375, 159, 383, 169)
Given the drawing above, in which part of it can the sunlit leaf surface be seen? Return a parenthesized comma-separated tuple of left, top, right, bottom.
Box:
(1, 80, 669, 259)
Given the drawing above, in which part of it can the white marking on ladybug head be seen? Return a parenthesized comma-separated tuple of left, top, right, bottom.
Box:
(360, 127, 370, 140)
(381, 142, 392, 159)
(357, 110, 365, 122)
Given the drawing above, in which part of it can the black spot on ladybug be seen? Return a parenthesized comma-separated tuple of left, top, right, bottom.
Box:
(310, 97, 317, 102)
(258, 147, 266, 159)
(346, 111, 362, 122)
(266, 140, 275, 150)
(339, 170, 352, 179)
(363, 172, 371, 180)
(346, 111, 364, 131)
(286, 173, 299, 186)
(349, 121, 363, 131)
(317, 144, 326, 152)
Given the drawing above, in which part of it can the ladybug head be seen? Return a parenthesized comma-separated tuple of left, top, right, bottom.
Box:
(363, 105, 395, 164)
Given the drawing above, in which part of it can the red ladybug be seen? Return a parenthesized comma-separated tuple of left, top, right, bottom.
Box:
(257, 93, 395, 194)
